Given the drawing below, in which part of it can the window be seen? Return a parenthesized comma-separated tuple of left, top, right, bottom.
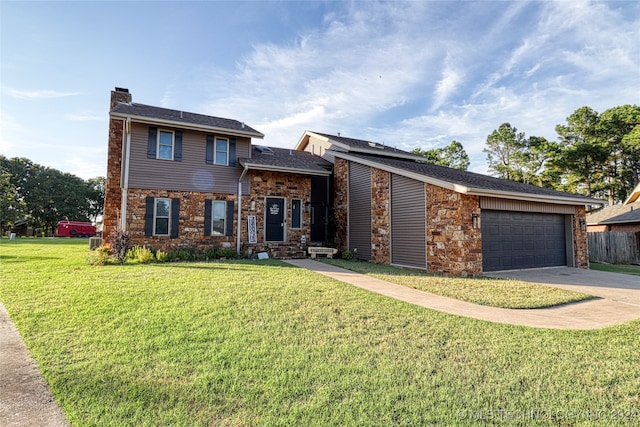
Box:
(211, 201, 227, 236)
(291, 199, 302, 229)
(158, 130, 174, 160)
(154, 198, 171, 235)
(215, 138, 228, 165)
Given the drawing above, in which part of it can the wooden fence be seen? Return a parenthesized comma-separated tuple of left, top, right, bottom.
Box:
(588, 231, 640, 265)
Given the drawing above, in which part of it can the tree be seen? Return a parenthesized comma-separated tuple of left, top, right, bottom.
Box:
(85, 177, 106, 223)
(0, 159, 27, 231)
(555, 107, 608, 199)
(411, 140, 470, 170)
(483, 123, 526, 181)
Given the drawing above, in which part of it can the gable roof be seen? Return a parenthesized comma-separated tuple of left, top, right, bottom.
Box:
(624, 182, 640, 204)
(239, 145, 332, 176)
(333, 151, 603, 206)
(110, 102, 264, 139)
(587, 201, 640, 225)
(295, 130, 425, 161)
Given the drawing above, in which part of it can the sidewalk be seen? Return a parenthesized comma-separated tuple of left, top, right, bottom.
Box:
(284, 259, 640, 330)
(0, 303, 69, 427)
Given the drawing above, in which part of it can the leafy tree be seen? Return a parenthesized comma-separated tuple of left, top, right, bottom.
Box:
(0, 159, 27, 231)
(85, 176, 106, 223)
(412, 140, 470, 170)
(483, 123, 526, 181)
(555, 107, 608, 199)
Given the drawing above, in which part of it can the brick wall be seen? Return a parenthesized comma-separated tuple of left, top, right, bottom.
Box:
(425, 184, 482, 276)
(574, 206, 589, 268)
(370, 168, 390, 264)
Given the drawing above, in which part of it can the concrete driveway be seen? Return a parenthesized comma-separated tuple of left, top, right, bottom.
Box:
(485, 267, 640, 306)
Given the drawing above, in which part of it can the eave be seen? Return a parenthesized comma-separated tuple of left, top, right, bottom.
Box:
(110, 112, 265, 139)
(239, 162, 332, 177)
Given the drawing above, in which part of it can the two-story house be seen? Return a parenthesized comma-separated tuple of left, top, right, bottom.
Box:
(104, 88, 332, 257)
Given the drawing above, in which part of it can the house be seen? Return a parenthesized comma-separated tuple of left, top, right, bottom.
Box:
(104, 89, 603, 275)
(103, 88, 332, 258)
(587, 183, 640, 232)
(296, 131, 603, 275)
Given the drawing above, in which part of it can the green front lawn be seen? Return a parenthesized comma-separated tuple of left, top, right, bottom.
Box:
(590, 262, 640, 276)
(321, 258, 594, 309)
(0, 239, 639, 426)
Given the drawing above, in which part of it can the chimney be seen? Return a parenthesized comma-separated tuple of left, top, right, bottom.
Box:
(110, 87, 132, 110)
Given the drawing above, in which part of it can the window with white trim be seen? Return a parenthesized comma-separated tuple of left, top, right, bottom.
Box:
(154, 198, 171, 235)
(215, 137, 228, 165)
(291, 199, 302, 229)
(211, 201, 227, 236)
(158, 130, 174, 160)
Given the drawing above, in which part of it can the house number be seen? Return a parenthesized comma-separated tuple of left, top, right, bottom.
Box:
(269, 204, 280, 215)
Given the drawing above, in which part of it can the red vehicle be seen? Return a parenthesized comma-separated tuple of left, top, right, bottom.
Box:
(55, 221, 96, 237)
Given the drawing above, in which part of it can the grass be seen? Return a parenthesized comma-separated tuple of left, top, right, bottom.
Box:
(0, 239, 639, 426)
(320, 258, 594, 309)
(590, 262, 640, 276)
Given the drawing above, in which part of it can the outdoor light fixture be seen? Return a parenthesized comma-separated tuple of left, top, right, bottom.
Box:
(250, 200, 256, 211)
(579, 218, 587, 232)
(471, 213, 480, 229)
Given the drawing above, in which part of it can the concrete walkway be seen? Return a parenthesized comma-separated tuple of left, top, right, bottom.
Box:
(284, 259, 640, 330)
(0, 303, 69, 427)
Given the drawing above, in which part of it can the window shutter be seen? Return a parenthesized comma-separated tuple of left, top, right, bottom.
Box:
(174, 131, 183, 161)
(170, 198, 180, 237)
(225, 200, 234, 236)
(204, 200, 212, 236)
(147, 128, 157, 158)
(144, 197, 154, 236)
(228, 138, 236, 167)
(206, 135, 214, 164)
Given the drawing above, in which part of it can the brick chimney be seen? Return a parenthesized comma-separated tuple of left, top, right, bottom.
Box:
(110, 87, 132, 110)
(103, 87, 131, 238)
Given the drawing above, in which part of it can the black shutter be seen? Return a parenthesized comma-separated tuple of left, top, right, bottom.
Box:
(228, 138, 236, 167)
(225, 200, 234, 236)
(170, 198, 180, 237)
(144, 197, 154, 236)
(206, 135, 214, 164)
(174, 131, 182, 161)
(204, 200, 212, 236)
(147, 128, 157, 158)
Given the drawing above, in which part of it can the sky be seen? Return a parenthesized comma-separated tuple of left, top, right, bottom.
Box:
(1, 0, 639, 180)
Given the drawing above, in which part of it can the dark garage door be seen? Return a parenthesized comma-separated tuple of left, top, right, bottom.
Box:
(482, 210, 566, 271)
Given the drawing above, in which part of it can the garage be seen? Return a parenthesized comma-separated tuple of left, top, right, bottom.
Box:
(482, 210, 567, 271)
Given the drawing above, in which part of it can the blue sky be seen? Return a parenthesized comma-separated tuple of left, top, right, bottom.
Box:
(1, 1, 639, 180)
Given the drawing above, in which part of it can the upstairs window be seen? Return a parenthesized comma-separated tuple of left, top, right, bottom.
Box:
(215, 137, 228, 165)
(158, 130, 174, 160)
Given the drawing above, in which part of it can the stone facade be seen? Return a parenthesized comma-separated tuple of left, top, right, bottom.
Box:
(426, 184, 482, 276)
(370, 168, 390, 264)
(573, 206, 589, 268)
(333, 158, 349, 251)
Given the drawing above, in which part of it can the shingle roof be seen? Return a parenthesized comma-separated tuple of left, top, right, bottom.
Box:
(239, 146, 332, 175)
(110, 102, 264, 137)
(312, 132, 414, 156)
(338, 152, 602, 204)
(587, 201, 640, 225)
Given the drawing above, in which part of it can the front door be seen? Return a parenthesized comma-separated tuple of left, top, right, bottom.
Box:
(265, 197, 285, 242)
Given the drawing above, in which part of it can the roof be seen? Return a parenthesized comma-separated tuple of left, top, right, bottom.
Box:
(587, 201, 640, 225)
(295, 131, 425, 161)
(333, 151, 603, 206)
(110, 102, 264, 139)
(624, 182, 640, 204)
(239, 146, 333, 176)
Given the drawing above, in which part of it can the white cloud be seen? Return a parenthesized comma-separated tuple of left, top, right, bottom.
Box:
(6, 89, 81, 99)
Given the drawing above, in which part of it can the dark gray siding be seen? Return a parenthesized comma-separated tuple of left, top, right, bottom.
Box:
(391, 174, 426, 268)
(348, 162, 371, 260)
(127, 122, 250, 194)
(482, 210, 566, 271)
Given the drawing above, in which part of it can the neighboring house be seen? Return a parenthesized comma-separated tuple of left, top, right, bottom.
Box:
(104, 88, 332, 258)
(587, 183, 640, 232)
(297, 131, 603, 275)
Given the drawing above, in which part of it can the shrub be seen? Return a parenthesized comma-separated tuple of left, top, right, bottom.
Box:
(167, 246, 201, 262)
(126, 246, 155, 264)
(108, 230, 131, 265)
(87, 245, 111, 266)
(341, 250, 355, 260)
(217, 248, 239, 259)
(204, 246, 221, 259)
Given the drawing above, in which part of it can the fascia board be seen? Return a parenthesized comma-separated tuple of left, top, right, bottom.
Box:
(110, 112, 265, 139)
(241, 162, 332, 176)
(333, 151, 604, 207)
